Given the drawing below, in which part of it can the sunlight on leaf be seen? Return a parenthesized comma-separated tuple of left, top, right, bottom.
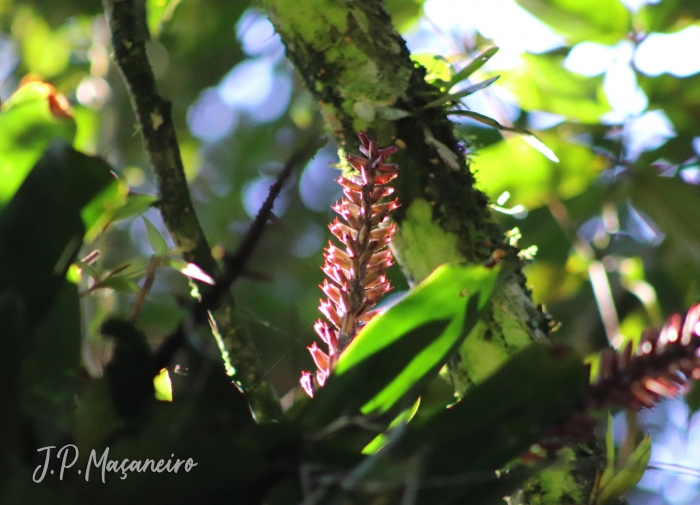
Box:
(0, 80, 76, 207)
(449, 46, 499, 87)
(142, 216, 170, 257)
(411, 53, 452, 85)
(146, 0, 184, 37)
(153, 368, 173, 402)
(423, 76, 500, 110)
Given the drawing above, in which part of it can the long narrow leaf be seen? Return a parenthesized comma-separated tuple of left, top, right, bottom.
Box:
(449, 110, 559, 162)
(423, 76, 500, 110)
(449, 46, 499, 87)
(299, 263, 505, 429)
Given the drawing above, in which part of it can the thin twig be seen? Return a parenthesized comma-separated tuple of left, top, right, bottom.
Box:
(128, 255, 160, 322)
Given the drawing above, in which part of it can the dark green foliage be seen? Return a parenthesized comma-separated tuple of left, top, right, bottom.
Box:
(101, 319, 156, 420)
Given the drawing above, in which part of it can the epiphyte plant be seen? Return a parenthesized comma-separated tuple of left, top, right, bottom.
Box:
(301, 132, 400, 397)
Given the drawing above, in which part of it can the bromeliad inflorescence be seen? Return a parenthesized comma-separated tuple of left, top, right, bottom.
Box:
(586, 303, 700, 410)
(300, 132, 399, 397)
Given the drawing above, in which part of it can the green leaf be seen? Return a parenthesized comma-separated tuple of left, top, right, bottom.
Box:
(98, 275, 141, 294)
(497, 53, 610, 122)
(81, 178, 124, 242)
(299, 263, 505, 429)
(423, 76, 500, 109)
(395, 345, 588, 476)
(0, 81, 76, 207)
(516, 0, 630, 44)
(0, 142, 112, 473)
(448, 110, 559, 162)
(357, 345, 587, 505)
(111, 193, 159, 222)
(449, 46, 499, 87)
(142, 215, 170, 256)
(474, 134, 600, 209)
(596, 434, 652, 505)
(20, 281, 81, 447)
(14, 8, 71, 77)
(153, 368, 173, 402)
(411, 53, 453, 85)
(384, 0, 425, 32)
(147, 0, 184, 37)
(599, 411, 616, 491)
(0, 141, 114, 325)
(362, 398, 420, 455)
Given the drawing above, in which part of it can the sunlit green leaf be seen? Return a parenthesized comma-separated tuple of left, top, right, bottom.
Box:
(13, 7, 71, 77)
(423, 76, 500, 109)
(300, 263, 505, 428)
(146, 0, 184, 37)
(0, 80, 76, 207)
(411, 53, 452, 85)
(474, 134, 602, 209)
(154, 368, 173, 402)
(384, 0, 425, 32)
(498, 53, 611, 122)
(142, 215, 170, 256)
(110, 193, 159, 222)
(516, 0, 630, 44)
(449, 46, 499, 87)
(362, 398, 420, 455)
(81, 179, 125, 242)
(638, 0, 700, 33)
(448, 110, 559, 161)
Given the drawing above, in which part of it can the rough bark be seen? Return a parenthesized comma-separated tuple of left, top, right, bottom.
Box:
(260, 0, 595, 502)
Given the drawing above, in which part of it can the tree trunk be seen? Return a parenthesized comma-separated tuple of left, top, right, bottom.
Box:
(261, 0, 597, 502)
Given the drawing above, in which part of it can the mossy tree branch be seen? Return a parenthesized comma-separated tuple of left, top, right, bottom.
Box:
(102, 0, 283, 421)
(261, 0, 597, 501)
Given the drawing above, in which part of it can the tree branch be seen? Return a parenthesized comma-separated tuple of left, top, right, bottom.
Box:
(101, 0, 282, 421)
